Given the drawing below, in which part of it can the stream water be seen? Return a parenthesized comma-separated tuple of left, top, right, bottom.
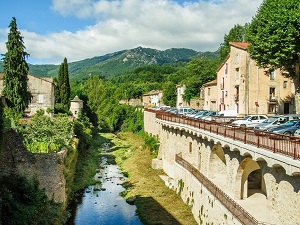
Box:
(67, 155, 142, 225)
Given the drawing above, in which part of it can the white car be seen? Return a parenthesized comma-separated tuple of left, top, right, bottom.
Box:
(231, 115, 268, 127)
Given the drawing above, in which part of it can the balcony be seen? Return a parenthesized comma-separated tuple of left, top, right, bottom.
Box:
(220, 83, 224, 90)
(269, 95, 277, 102)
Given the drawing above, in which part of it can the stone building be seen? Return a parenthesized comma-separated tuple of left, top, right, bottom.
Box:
(0, 73, 55, 116)
(70, 95, 83, 118)
(199, 79, 217, 111)
(216, 42, 295, 116)
(142, 90, 163, 108)
(176, 84, 187, 108)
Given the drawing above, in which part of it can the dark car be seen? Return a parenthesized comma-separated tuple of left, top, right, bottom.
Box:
(267, 120, 300, 135)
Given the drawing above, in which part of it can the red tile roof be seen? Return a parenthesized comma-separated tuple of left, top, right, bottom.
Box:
(229, 42, 249, 50)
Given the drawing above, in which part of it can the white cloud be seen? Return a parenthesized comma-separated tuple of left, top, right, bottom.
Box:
(0, 0, 263, 64)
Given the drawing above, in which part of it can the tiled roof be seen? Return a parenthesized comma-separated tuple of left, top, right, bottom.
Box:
(0, 73, 54, 84)
(229, 42, 249, 50)
(203, 79, 217, 87)
(143, 90, 162, 96)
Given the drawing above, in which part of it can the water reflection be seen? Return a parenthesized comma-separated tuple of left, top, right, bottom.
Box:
(68, 157, 142, 225)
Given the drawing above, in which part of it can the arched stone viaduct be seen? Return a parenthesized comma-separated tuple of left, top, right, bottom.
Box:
(144, 110, 300, 225)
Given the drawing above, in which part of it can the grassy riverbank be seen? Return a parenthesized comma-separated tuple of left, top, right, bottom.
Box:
(100, 132, 198, 225)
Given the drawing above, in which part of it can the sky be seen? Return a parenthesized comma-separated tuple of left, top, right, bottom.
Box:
(0, 0, 263, 65)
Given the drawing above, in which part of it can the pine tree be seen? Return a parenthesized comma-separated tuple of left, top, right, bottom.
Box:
(1, 17, 31, 118)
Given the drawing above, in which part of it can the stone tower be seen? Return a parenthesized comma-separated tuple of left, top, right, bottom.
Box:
(70, 95, 83, 118)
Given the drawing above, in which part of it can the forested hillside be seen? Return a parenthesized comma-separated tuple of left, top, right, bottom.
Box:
(0, 47, 218, 81)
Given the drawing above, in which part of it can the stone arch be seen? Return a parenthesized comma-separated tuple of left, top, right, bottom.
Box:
(209, 143, 227, 189)
(235, 158, 267, 199)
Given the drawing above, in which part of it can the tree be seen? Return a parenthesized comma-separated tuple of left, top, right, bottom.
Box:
(218, 24, 248, 61)
(1, 17, 31, 118)
(182, 58, 218, 103)
(162, 81, 177, 107)
(56, 57, 70, 110)
(246, 0, 300, 113)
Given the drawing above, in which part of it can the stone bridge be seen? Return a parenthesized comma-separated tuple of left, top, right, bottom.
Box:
(144, 109, 300, 225)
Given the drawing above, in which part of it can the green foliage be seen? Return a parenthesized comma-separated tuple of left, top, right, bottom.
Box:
(247, 0, 300, 78)
(1, 17, 31, 119)
(218, 24, 248, 61)
(17, 115, 73, 153)
(73, 118, 93, 155)
(143, 134, 159, 157)
(1, 48, 218, 82)
(109, 105, 144, 133)
(162, 81, 177, 107)
(0, 174, 66, 225)
(56, 58, 71, 110)
(182, 58, 218, 102)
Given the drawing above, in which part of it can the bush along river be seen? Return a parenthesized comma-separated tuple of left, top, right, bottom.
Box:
(67, 143, 142, 225)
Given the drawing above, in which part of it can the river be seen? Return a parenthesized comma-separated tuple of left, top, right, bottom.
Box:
(67, 154, 142, 225)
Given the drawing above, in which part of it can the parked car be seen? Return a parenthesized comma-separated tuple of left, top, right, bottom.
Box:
(231, 115, 268, 127)
(218, 110, 237, 117)
(159, 106, 171, 111)
(266, 120, 300, 135)
(202, 111, 219, 121)
(178, 107, 195, 115)
(294, 128, 300, 137)
(254, 114, 300, 130)
(194, 110, 212, 119)
(189, 110, 209, 118)
(165, 108, 178, 114)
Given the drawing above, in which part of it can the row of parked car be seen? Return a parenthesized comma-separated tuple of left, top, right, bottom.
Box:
(153, 106, 300, 137)
(231, 114, 300, 136)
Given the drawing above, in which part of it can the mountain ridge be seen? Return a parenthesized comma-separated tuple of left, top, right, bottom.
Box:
(0, 46, 218, 81)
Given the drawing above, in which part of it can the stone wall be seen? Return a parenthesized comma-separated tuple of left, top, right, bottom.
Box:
(143, 109, 161, 137)
(0, 129, 67, 204)
(145, 110, 300, 225)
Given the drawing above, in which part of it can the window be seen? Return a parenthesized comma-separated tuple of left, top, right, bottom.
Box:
(283, 81, 287, 88)
(269, 87, 276, 100)
(236, 68, 240, 79)
(225, 63, 228, 75)
(268, 103, 277, 113)
(208, 88, 210, 96)
(270, 70, 276, 80)
(234, 54, 240, 64)
(189, 142, 192, 154)
(38, 95, 44, 103)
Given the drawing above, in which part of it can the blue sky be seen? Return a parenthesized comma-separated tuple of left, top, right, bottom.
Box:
(0, 0, 263, 64)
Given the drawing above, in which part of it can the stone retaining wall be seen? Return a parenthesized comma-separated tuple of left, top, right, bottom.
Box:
(0, 129, 67, 204)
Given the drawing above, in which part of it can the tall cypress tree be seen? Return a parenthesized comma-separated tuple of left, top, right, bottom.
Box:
(62, 58, 70, 107)
(56, 58, 70, 110)
(1, 17, 31, 118)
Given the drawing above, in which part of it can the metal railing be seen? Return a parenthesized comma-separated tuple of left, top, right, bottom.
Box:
(175, 153, 273, 225)
(145, 109, 300, 160)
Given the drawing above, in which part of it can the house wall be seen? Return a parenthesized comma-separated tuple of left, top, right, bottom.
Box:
(218, 58, 233, 111)
(0, 74, 55, 116)
(217, 44, 295, 117)
(203, 84, 218, 111)
(177, 85, 187, 108)
(27, 75, 55, 115)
